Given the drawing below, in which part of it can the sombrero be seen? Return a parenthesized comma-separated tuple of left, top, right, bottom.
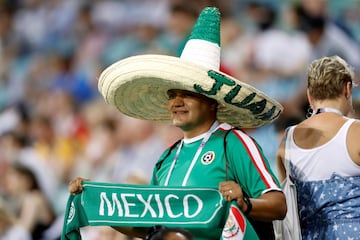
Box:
(98, 7, 283, 128)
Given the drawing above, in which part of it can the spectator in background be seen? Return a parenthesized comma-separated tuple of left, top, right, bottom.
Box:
(72, 100, 122, 182)
(111, 115, 171, 183)
(0, 201, 31, 240)
(80, 225, 142, 240)
(4, 163, 59, 240)
(49, 48, 96, 106)
(156, 1, 198, 57)
(277, 55, 360, 239)
(337, 1, 360, 44)
(29, 113, 79, 184)
(277, 0, 360, 120)
(146, 226, 193, 240)
(239, 1, 311, 103)
(71, 2, 108, 82)
(293, 0, 360, 70)
(349, 98, 360, 119)
(0, 130, 59, 206)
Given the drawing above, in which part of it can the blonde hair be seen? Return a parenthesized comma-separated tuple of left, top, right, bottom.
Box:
(307, 55, 354, 100)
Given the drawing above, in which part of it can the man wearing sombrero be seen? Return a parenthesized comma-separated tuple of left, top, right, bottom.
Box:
(68, 6, 286, 240)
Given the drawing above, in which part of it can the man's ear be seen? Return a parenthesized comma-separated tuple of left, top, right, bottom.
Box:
(211, 102, 219, 111)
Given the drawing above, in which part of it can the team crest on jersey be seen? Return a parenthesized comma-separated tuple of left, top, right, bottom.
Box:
(201, 151, 215, 165)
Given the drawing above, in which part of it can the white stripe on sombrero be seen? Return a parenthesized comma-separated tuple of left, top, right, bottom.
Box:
(233, 129, 281, 191)
(180, 39, 220, 70)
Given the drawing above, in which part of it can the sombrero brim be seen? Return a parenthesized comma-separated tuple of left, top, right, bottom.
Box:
(99, 54, 283, 128)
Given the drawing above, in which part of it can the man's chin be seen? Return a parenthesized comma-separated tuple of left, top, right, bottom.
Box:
(172, 120, 188, 130)
(172, 121, 184, 127)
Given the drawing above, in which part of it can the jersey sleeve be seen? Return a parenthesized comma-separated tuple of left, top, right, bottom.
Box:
(226, 129, 281, 198)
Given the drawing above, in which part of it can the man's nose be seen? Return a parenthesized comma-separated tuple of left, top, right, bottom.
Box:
(172, 95, 184, 106)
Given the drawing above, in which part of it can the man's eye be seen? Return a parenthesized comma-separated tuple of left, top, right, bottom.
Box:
(182, 92, 196, 98)
(167, 91, 196, 99)
(167, 93, 176, 99)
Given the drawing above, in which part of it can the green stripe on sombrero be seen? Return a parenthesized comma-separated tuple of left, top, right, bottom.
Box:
(188, 7, 220, 46)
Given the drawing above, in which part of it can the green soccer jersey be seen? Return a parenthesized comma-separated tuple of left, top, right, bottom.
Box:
(150, 123, 281, 239)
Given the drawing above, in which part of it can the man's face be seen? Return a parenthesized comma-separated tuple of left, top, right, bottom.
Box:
(167, 89, 216, 131)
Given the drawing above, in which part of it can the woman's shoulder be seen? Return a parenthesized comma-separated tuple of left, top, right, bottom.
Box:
(347, 118, 360, 166)
(293, 115, 348, 149)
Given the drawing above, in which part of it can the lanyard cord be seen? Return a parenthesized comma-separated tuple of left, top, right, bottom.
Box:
(164, 121, 220, 186)
(164, 140, 183, 186)
(312, 107, 343, 116)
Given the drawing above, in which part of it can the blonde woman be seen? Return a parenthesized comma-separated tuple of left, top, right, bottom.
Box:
(277, 55, 360, 239)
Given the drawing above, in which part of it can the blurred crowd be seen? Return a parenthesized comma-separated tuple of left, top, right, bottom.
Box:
(0, 0, 359, 239)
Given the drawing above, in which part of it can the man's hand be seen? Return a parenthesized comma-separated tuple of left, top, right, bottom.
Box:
(219, 181, 246, 210)
(68, 177, 90, 195)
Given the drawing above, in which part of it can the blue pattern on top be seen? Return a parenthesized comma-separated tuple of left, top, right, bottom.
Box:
(294, 173, 360, 240)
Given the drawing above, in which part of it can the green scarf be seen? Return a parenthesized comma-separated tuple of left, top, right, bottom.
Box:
(61, 181, 258, 240)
